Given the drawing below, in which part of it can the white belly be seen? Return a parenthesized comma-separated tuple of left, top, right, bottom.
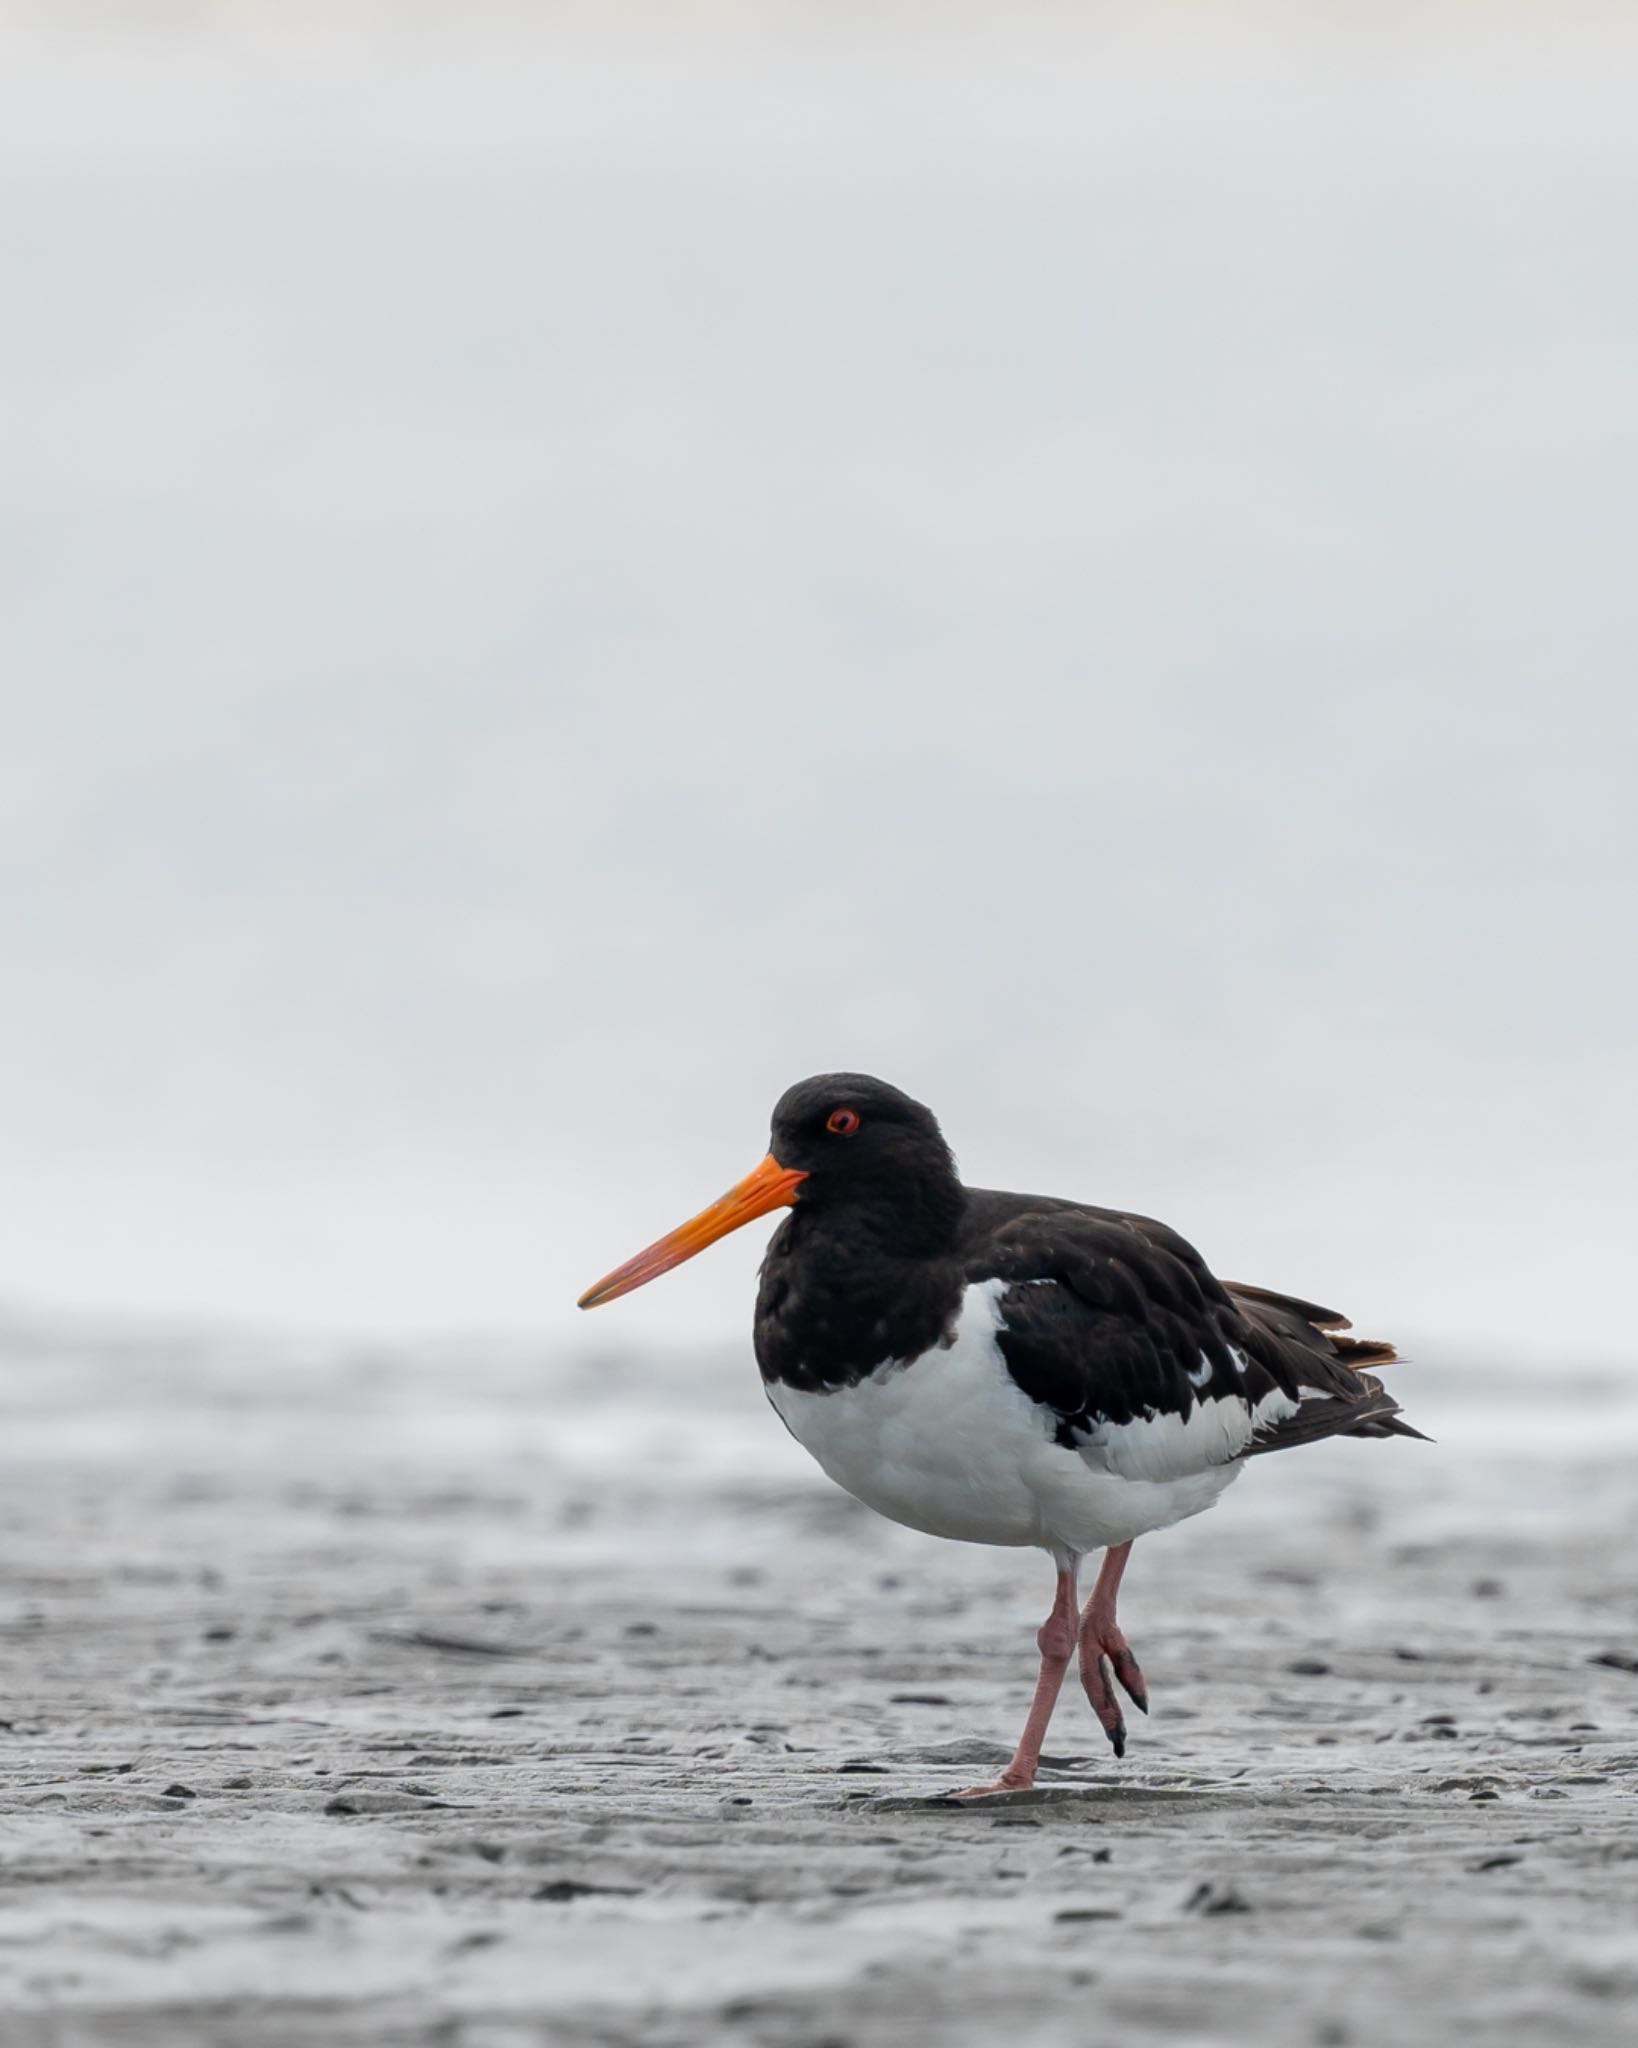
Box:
(765, 1279, 1242, 1556)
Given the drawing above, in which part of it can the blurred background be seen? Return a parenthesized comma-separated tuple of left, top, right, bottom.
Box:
(2, 0, 1634, 1372)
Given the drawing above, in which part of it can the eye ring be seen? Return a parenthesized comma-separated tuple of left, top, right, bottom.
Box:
(826, 1107, 861, 1136)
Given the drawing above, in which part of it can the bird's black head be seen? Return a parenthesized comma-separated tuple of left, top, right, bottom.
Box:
(576, 1072, 963, 1308)
(766, 1072, 961, 1234)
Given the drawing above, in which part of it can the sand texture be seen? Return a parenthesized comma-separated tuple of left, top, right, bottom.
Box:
(2, 1319, 1637, 2046)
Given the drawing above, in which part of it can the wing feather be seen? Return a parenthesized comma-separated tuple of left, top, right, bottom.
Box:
(970, 1208, 1423, 1482)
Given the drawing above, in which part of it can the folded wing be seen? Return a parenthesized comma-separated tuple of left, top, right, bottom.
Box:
(975, 1208, 1423, 1485)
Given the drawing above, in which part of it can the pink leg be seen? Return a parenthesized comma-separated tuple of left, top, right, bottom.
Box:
(1078, 1541, 1148, 1757)
(954, 1560, 1081, 1798)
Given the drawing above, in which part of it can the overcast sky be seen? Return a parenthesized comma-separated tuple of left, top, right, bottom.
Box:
(3, 6, 1634, 1365)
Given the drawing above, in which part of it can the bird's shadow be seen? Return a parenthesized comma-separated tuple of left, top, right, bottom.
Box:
(874, 1783, 1218, 1811)
(860, 1758, 1229, 1812)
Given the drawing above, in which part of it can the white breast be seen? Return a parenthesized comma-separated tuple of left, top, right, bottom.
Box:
(765, 1279, 1246, 1557)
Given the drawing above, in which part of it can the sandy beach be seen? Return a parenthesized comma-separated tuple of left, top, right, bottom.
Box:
(3, 1316, 1635, 2045)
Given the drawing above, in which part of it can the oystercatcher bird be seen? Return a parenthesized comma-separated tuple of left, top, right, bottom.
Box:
(578, 1074, 1422, 1797)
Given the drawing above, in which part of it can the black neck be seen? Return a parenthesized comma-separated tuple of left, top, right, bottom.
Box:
(752, 1194, 968, 1393)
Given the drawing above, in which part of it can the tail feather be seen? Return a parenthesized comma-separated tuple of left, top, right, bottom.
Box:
(1331, 1334, 1400, 1369)
(1244, 1370, 1432, 1457)
(1227, 1281, 1425, 1455)
(1228, 1280, 1353, 1331)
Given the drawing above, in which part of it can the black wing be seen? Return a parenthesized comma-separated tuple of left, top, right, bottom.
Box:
(964, 1201, 1421, 1480)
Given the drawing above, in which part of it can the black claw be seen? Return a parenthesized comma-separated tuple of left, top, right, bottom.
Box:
(1083, 1652, 1130, 1756)
(1112, 1650, 1149, 1714)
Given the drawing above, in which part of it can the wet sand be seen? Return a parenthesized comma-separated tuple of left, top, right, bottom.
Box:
(2, 1317, 1636, 2045)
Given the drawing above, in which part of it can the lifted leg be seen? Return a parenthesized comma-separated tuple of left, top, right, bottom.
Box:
(954, 1556, 1081, 1798)
(1078, 1540, 1148, 1758)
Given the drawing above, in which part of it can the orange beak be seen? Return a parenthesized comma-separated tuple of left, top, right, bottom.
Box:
(576, 1153, 808, 1309)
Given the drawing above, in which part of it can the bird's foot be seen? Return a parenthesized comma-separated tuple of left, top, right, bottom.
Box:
(950, 1772, 1034, 1800)
(1079, 1617, 1148, 1758)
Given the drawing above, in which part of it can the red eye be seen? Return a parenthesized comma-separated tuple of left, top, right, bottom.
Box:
(826, 1107, 861, 1136)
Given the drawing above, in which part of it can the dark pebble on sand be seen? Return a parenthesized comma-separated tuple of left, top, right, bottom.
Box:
(324, 1791, 446, 1816)
(532, 1879, 641, 1902)
(1186, 1881, 1251, 1916)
